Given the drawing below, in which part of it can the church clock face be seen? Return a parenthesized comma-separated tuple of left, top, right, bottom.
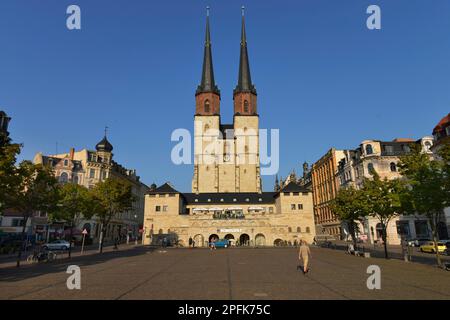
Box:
(223, 154, 230, 162)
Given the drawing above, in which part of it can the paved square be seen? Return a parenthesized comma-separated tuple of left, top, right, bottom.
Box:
(1, 246, 449, 300)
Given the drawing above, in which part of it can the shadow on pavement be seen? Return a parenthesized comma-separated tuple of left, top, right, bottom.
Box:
(0, 246, 157, 283)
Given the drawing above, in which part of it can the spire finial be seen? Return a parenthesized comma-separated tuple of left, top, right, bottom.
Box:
(206, 6, 210, 17)
(104, 126, 109, 137)
(241, 5, 245, 17)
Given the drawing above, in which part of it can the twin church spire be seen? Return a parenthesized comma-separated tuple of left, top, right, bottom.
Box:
(195, 7, 257, 116)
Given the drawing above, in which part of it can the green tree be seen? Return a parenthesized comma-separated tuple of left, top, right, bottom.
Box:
(90, 178, 135, 253)
(361, 172, 409, 259)
(51, 183, 93, 258)
(398, 143, 450, 267)
(330, 186, 369, 248)
(9, 161, 59, 267)
(0, 137, 22, 212)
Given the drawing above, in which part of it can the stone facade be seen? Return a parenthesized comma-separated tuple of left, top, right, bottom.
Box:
(143, 183, 315, 247)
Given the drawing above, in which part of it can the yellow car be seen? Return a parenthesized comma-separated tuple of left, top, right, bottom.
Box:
(419, 242, 446, 253)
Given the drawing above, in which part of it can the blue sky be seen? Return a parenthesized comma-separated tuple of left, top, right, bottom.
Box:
(1, 0, 449, 191)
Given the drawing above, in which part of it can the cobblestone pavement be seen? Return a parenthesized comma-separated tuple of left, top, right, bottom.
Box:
(1, 246, 449, 300)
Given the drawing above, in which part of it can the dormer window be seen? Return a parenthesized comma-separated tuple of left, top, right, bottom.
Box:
(390, 162, 397, 172)
(64, 160, 68, 166)
(204, 100, 210, 113)
(244, 100, 249, 113)
(365, 144, 373, 155)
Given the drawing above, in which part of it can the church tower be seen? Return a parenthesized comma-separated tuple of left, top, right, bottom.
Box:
(192, 8, 221, 193)
(192, 8, 261, 194)
(233, 7, 261, 193)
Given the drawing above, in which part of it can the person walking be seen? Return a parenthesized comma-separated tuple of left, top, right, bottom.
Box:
(189, 237, 193, 248)
(298, 240, 312, 274)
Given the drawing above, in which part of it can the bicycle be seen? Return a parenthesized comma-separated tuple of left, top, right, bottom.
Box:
(26, 250, 56, 264)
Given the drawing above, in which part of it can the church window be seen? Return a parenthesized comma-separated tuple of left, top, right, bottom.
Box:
(291, 204, 296, 210)
(64, 159, 68, 166)
(89, 169, 95, 179)
(298, 204, 303, 210)
(297, 227, 301, 233)
(163, 205, 168, 212)
(155, 206, 161, 212)
(288, 227, 292, 232)
(244, 100, 249, 113)
(204, 100, 210, 113)
(368, 163, 374, 173)
(284, 192, 290, 196)
(306, 227, 311, 233)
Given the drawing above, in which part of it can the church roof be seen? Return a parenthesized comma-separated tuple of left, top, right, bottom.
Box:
(280, 181, 309, 193)
(234, 9, 257, 95)
(196, 9, 220, 96)
(148, 183, 180, 194)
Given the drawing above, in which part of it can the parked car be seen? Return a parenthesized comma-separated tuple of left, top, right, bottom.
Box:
(213, 239, 230, 248)
(419, 241, 446, 254)
(42, 240, 71, 251)
(410, 238, 431, 247)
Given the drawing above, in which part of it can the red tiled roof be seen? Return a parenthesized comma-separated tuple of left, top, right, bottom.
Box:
(433, 113, 450, 133)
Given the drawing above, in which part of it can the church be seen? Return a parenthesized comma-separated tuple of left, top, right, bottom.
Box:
(142, 10, 315, 247)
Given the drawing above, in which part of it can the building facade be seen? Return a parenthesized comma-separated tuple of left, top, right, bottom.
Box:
(431, 113, 450, 239)
(310, 148, 347, 240)
(33, 135, 148, 242)
(336, 137, 438, 245)
(143, 12, 316, 247)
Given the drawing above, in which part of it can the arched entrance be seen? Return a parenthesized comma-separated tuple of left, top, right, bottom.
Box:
(255, 234, 266, 246)
(239, 234, 250, 246)
(224, 234, 235, 240)
(274, 239, 284, 246)
(209, 234, 219, 243)
(193, 234, 204, 247)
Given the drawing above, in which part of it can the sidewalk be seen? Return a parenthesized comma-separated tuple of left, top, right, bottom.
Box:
(0, 242, 145, 269)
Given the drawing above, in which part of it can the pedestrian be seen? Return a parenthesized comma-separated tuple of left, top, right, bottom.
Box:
(210, 238, 216, 250)
(189, 237, 193, 248)
(298, 240, 312, 274)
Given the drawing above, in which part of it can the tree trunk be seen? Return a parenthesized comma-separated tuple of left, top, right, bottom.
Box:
(16, 215, 30, 268)
(68, 222, 73, 258)
(99, 226, 106, 253)
(382, 223, 388, 259)
(348, 221, 357, 248)
(430, 215, 442, 267)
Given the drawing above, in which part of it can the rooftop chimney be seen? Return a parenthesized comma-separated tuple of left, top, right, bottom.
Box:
(69, 148, 75, 160)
